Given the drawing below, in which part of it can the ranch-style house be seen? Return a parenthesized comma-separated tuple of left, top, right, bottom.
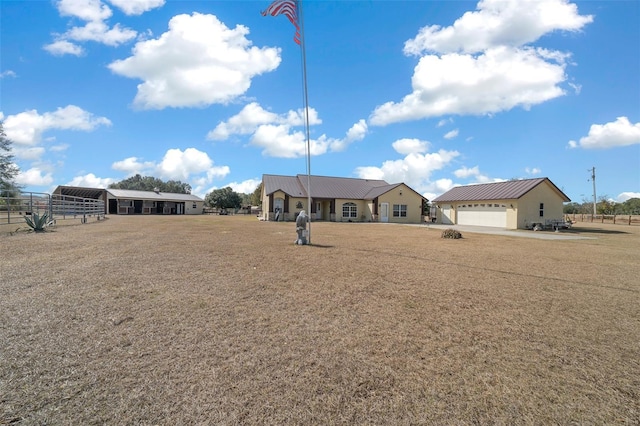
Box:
(261, 174, 427, 223)
(432, 177, 570, 229)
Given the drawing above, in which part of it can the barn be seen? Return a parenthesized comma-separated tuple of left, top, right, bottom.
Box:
(432, 178, 570, 229)
(53, 186, 204, 215)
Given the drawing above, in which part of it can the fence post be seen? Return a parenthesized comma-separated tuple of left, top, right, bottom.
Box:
(630, 215, 632, 226)
(613, 215, 616, 224)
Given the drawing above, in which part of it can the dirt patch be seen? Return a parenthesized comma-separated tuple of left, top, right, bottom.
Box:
(1, 216, 638, 424)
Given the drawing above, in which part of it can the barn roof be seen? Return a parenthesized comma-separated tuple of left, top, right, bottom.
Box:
(432, 178, 570, 203)
(106, 189, 203, 202)
(262, 174, 424, 201)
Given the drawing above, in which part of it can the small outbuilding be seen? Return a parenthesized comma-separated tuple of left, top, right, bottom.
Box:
(261, 174, 427, 223)
(432, 178, 570, 229)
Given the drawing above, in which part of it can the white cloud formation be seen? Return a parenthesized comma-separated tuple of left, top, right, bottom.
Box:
(444, 129, 459, 139)
(2, 105, 111, 146)
(107, 0, 165, 16)
(108, 13, 281, 109)
(370, 0, 592, 126)
(568, 117, 640, 149)
(525, 167, 541, 175)
(46, 0, 138, 55)
(210, 102, 367, 158)
(43, 40, 85, 56)
(355, 148, 460, 194)
(156, 148, 214, 180)
(0, 70, 17, 78)
(67, 173, 115, 188)
(454, 166, 480, 179)
(617, 192, 640, 202)
(12, 147, 46, 161)
(392, 138, 429, 155)
(16, 168, 54, 187)
(437, 118, 453, 127)
(370, 46, 567, 125)
(404, 0, 592, 56)
(112, 156, 155, 175)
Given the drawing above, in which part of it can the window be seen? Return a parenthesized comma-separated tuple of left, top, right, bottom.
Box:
(539, 203, 544, 217)
(342, 202, 357, 218)
(393, 204, 407, 217)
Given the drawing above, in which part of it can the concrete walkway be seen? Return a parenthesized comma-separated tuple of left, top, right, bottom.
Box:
(411, 223, 596, 240)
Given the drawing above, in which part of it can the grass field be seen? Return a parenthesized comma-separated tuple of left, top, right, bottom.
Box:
(1, 215, 638, 424)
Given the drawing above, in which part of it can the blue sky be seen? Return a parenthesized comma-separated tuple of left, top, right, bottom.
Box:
(1, 0, 639, 203)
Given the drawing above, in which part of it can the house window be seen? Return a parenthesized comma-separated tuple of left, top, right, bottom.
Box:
(342, 202, 357, 218)
(192, 203, 197, 209)
(539, 203, 544, 217)
(393, 204, 407, 217)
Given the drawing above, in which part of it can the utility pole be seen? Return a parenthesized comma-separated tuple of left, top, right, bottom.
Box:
(591, 167, 597, 216)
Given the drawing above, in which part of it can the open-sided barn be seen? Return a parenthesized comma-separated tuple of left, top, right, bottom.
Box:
(432, 178, 570, 229)
(53, 186, 204, 215)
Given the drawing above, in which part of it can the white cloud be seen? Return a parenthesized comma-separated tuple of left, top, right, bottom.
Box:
(2, 105, 111, 146)
(156, 148, 213, 181)
(67, 173, 115, 188)
(228, 178, 261, 195)
(525, 167, 541, 175)
(392, 138, 429, 155)
(16, 168, 54, 187)
(57, 0, 112, 22)
(404, 0, 593, 55)
(66, 21, 137, 46)
(370, 0, 592, 126)
(355, 149, 460, 194)
(48, 0, 137, 54)
(12, 147, 46, 161)
(436, 118, 453, 127)
(444, 129, 459, 139)
(370, 46, 567, 125)
(617, 192, 640, 202)
(50, 144, 70, 152)
(211, 102, 366, 158)
(568, 117, 640, 149)
(43, 40, 85, 56)
(112, 156, 155, 175)
(0, 70, 17, 78)
(454, 166, 480, 179)
(109, 13, 281, 109)
(107, 0, 165, 16)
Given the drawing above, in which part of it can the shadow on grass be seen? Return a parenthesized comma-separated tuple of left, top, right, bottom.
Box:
(566, 227, 631, 235)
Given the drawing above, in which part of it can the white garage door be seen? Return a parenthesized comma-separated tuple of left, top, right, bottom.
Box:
(457, 204, 507, 227)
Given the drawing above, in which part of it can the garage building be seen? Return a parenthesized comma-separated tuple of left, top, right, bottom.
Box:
(432, 178, 570, 229)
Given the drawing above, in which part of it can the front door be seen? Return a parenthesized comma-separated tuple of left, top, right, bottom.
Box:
(316, 202, 322, 220)
(380, 203, 389, 223)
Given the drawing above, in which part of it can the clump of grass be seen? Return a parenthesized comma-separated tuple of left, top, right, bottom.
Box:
(441, 228, 462, 239)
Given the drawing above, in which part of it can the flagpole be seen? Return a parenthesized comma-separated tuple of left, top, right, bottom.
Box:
(298, 0, 312, 244)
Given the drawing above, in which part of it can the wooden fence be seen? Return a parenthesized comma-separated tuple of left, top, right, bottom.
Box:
(567, 213, 640, 226)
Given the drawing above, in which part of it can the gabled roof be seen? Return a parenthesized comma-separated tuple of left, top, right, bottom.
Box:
(432, 178, 570, 203)
(262, 174, 426, 201)
(106, 188, 203, 202)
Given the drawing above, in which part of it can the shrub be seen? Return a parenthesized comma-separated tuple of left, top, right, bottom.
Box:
(24, 212, 50, 233)
(441, 228, 462, 239)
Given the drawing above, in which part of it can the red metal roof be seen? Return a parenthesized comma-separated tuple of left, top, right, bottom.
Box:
(432, 178, 570, 203)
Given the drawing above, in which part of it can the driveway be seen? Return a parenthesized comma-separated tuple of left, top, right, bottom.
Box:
(412, 223, 596, 240)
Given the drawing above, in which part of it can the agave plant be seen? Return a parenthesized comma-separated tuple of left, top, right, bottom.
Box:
(24, 212, 50, 232)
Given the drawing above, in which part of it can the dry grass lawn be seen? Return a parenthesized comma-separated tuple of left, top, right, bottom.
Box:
(1, 215, 638, 425)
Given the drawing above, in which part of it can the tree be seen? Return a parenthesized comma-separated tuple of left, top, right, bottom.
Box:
(621, 198, 640, 214)
(563, 202, 581, 214)
(250, 183, 263, 206)
(0, 121, 20, 193)
(205, 187, 242, 210)
(109, 174, 192, 194)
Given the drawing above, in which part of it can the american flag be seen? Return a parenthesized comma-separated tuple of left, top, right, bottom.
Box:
(261, 0, 300, 45)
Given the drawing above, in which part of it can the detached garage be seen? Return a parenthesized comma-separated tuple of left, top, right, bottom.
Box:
(433, 178, 570, 229)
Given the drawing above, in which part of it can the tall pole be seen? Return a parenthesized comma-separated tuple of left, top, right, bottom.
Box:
(590, 167, 597, 216)
(298, 0, 312, 244)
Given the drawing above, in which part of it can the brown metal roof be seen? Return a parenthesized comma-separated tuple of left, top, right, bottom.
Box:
(262, 174, 425, 201)
(432, 178, 570, 203)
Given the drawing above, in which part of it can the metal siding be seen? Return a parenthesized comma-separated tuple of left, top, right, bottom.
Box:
(433, 178, 570, 203)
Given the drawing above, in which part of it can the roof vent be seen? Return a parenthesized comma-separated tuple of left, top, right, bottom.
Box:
(154, 187, 160, 193)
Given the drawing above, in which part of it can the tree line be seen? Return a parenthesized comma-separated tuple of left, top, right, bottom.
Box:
(564, 197, 640, 215)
